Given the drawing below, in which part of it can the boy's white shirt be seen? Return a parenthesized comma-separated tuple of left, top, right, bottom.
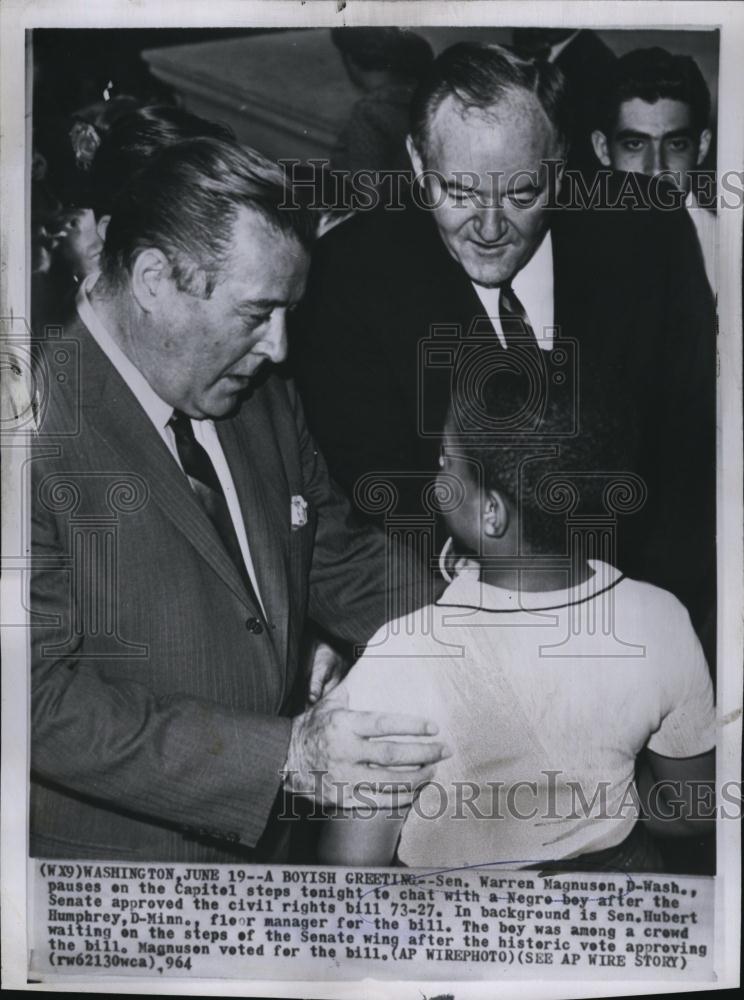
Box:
(341, 560, 714, 868)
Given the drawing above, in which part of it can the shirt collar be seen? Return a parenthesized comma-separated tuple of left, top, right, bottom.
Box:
(76, 273, 175, 435)
(470, 231, 555, 346)
(510, 229, 554, 345)
(437, 559, 623, 613)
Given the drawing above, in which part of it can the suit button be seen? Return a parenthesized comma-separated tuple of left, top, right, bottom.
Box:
(245, 617, 263, 634)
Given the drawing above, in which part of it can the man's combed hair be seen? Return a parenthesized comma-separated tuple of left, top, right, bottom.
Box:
(598, 47, 712, 136)
(409, 41, 571, 156)
(450, 371, 635, 553)
(100, 137, 316, 297)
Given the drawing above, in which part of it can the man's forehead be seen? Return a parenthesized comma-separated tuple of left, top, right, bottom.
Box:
(227, 208, 307, 265)
(426, 91, 560, 161)
(615, 96, 694, 135)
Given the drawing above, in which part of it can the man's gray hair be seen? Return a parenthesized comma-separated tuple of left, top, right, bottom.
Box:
(409, 42, 571, 156)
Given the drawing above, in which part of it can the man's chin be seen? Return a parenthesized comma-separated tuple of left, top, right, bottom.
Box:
(458, 251, 519, 289)
(198, 389, 247, 420)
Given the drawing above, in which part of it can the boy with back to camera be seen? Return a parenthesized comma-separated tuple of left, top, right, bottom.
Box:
(319, 376, 715, 871)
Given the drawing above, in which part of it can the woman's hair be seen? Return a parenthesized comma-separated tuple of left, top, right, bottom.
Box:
(89, 105, 236, 218)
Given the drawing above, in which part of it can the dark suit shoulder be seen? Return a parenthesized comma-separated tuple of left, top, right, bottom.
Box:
(312, 200, 437, 280)
(554, 170, 699, 256)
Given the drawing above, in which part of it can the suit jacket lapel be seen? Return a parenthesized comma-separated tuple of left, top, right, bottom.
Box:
(218, 396, 290, 668)
(75, 319, 256, 611)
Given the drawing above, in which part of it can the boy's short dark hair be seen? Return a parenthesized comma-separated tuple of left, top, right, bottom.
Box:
(100, 137, 316, 298)
(409, 41, 571, 158)
(598, 47, 711, 136)
(450, 370, 638, 553)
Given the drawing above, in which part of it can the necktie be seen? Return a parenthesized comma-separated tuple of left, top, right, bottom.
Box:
(169, 409, 259, 607)
(499, 282, 539, 350)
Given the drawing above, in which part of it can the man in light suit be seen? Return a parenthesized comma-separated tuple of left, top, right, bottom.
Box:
(31, 138, 448, 862)
(292, 42, 716, 649)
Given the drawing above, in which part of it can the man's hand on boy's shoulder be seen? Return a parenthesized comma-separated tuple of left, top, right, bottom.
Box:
(284, 683, 450, 810)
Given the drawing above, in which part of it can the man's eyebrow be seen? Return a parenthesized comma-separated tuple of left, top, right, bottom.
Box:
(661, 129, 696, 140)
(614, 129, 652, 141)
(614, 128, 695, 141)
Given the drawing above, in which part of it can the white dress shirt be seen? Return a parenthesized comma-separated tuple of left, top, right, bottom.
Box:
(76, 275, 266, 614)
(471, 230, 555, 350)
(686, 190, 717, 292)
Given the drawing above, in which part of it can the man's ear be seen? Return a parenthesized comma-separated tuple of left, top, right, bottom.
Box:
(697, 128, 712, 165)
(96, 214, 110, 243)
(130, 248, 170, 314)
(406, 135, 425, 179)
(591, 129, 612, 167)
(483, 489, 509, 539)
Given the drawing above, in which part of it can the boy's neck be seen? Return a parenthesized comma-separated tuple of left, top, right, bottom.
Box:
(479, 559, 595, 593)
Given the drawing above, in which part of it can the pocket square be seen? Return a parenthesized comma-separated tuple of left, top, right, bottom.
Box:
(291, 494, 308, 529)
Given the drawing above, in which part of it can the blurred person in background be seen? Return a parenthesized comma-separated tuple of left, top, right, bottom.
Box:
(512, 27, 617, 179)
(31, 103, 234, 335)
(331, 27, 434, 178)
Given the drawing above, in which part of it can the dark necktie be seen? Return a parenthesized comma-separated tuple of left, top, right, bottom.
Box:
(499, 282, 538, 350)
(169, 409, 258, 605)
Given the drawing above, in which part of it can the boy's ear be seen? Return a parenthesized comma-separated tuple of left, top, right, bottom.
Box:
(483, 489, 509, 539)
(591, 129, 612, 167)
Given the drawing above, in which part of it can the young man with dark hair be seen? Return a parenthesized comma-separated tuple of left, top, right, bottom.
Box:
(591, 47, 715, 287)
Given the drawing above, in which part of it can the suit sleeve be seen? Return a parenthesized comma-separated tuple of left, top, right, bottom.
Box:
(30, 460, 290, 848)
(284, 380, 434, 647)
(641, 204, 717, 629)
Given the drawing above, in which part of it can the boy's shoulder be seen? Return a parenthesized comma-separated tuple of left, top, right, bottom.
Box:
(614, 573, 696, 623)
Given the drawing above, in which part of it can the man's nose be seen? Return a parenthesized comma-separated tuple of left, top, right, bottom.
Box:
(473, 205, 507, 243)
(646, 142, 666, 177)
(259, 310, 288, 364)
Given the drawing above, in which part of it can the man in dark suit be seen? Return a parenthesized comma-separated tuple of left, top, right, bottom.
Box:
(292, 42, 715, 643)
(31, 137, 448, 862)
